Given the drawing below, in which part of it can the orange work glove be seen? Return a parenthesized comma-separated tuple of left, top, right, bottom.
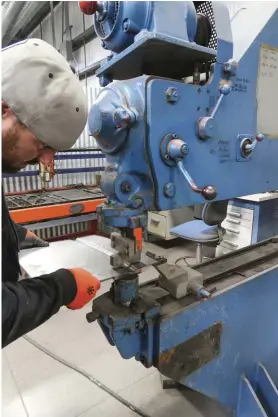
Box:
(67, 268, 101, 310)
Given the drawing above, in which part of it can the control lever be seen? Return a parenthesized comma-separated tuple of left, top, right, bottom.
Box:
(198, 84, 232, 140)
(167, 139, 217, 200)
(177, 160, 217, 200)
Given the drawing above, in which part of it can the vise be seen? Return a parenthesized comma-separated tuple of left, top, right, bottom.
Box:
(80, 2, 278, 415)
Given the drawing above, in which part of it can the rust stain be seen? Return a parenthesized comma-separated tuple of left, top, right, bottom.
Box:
(159, 347, 176, 365)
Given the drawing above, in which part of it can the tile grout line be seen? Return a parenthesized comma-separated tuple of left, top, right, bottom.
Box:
(4, 352, 30, 417)
(23, 335, 152, 417)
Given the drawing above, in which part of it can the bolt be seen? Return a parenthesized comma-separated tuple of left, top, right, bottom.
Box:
(172, 134, 178, 139)
(101, 40, 108, 49)
(99, 75, 111, 87)
(164, 183, 175, 198)
(121, 181, 132, 194)
(164, 154, 170, 161)
(223, 59, 238, 76)
(180, 143, 189, 156)
(133, 198, 143, 208)
(86, 311, 99, 323)
(165, 87, 179, 103)
(113, 107, 135, 128)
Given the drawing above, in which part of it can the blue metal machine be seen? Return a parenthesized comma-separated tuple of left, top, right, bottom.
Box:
(80, 2, 278, 416)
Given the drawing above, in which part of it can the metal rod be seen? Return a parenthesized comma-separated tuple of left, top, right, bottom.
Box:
(177, 160, 201, 194)
(3, 167, 105, 178)
(78, 60, 102, 80)
(50, 1, 56, 48)
(57, 148, 101, 152)
(55, 153, 105, 160)
(211, 94, 224, 119)
(64, 0, 71, 41)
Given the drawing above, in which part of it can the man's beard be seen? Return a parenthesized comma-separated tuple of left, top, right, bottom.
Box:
(2, 126, 39, 173)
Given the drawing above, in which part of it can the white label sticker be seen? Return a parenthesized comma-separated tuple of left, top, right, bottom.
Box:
(257, 44, 278, 138)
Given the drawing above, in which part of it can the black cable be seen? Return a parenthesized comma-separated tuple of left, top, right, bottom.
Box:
(23, 335, 152, 417)
(175, 256, 192, 266)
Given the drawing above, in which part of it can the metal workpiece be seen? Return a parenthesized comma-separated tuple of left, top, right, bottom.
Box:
(110, 232, 142, 268)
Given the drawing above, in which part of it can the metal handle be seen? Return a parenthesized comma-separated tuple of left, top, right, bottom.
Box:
(226, 218, 241, 225)
(177, 160, 217, 201)
(210, 85, 231, 119)
(229, 212, 241, 218)
(198, 84, 232, 140)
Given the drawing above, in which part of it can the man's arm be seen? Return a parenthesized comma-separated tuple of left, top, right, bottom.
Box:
(14, 223, 27, 244)
(2, 268, 100, 348)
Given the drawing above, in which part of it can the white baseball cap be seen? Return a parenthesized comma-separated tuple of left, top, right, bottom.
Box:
(2, 39, 87, 150)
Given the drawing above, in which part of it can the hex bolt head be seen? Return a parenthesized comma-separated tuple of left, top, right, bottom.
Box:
(164, 183, 175, 198)
(223, 59, 238, 76)
(165, 87, 179, 103)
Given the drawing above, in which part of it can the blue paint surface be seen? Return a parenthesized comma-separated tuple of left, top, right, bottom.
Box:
(159, 268, 278, 408)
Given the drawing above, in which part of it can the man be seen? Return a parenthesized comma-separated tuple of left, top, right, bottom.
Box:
(2, 39, 101, 348)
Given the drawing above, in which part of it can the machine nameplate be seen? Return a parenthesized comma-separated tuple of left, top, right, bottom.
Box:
(257, 43, 278, 138)
(158, 322, 222, 381)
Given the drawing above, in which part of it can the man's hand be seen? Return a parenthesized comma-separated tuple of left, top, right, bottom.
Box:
(19, 231, 49, 250)
(67, 268, 101, 309)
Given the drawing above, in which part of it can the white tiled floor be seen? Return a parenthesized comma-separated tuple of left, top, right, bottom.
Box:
(3, 240, 230, 417)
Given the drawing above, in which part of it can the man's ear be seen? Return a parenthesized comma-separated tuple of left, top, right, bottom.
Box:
(2, 100, 13, 118)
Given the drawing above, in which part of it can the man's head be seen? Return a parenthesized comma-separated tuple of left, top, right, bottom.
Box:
(2, 100, 56, 173)
(2, 39, 88, 173)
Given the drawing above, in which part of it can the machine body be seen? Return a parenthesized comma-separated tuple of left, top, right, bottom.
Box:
(86, 1, 278, 231)
(80, 2, 278, 416)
